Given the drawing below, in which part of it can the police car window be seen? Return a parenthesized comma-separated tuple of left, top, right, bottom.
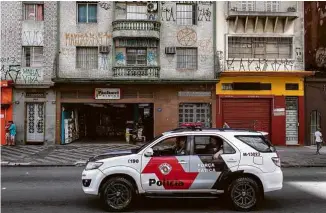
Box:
(235, 135, 272, 152)
(152, 136, 188, 156)
(194, 136, 223, 155)
(223, 141, 236, 154)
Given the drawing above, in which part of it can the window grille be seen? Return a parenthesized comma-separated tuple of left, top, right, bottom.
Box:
(22, 47, 43, 67)
(228, 37, 293, 59)
(126, 48, 147, 65)
(179, 103, 211, 128)
(310, 110, 321, 145)
(24, 4, 44, 21)
(76, 47, 98, 69)
(176, 3, 196, 25)
(126, 4, 147, 20)
(177, 48, 197, 69)
(77, 3, 97, 23)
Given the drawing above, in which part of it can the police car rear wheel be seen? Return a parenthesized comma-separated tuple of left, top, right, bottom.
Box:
(228, 177, 260, 211)
(101, 177, 135, 212)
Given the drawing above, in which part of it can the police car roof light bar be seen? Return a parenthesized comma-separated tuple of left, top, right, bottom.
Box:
(180, 122, 203, 131)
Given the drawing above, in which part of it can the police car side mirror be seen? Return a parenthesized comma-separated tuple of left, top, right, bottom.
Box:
(144, 148, 154, 157)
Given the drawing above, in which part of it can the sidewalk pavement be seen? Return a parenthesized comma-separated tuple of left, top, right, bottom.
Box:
(1, 143, 325, 167)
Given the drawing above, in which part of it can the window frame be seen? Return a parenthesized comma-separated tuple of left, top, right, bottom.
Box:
(22, 46, 44, 68)
(176, 3, 197, 25)
(176, 47, 198, 70)
(126, 48, 147, 66)
(227, 36, 294, 60)
(126, 3, 148, 20)
(23, 3, 44, 21)
(76, 47, 99, 69)
(77, 2, 98, 23)
(150, 135, 191, 157)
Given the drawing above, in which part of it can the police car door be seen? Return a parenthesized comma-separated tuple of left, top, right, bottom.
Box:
(189, 135, 240, 190)
(141, 135, 194, 192)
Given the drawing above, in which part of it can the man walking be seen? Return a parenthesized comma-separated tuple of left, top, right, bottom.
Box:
(315, 127, 323, 155)
(8, 121, 16, 146)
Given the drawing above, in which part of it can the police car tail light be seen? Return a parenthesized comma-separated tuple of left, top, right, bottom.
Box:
(271, 157, 281, 167)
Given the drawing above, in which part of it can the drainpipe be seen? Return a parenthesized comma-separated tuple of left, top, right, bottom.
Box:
(56, 1, 60, 79)
(213, 1, 217, 79)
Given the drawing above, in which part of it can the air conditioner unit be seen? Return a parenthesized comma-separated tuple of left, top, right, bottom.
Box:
(99, 46, 110, 53)
(165, 47, 176, 54)
(147, 2, 158, 12)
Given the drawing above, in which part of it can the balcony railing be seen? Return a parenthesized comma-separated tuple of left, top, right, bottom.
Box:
(228, 1, 298, 16)
(112, 66, 160, 78)
(113, 20, 161, 31)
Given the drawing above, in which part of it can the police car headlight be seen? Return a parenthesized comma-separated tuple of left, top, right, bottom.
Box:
(85, 162, 103, 170)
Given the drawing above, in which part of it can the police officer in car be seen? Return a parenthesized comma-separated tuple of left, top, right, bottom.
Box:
(173, 136, 186, 155)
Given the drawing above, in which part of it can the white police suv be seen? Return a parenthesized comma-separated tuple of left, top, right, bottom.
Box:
(82, 124, 283, 212)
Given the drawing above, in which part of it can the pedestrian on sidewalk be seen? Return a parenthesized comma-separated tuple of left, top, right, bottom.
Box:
(315, 127, 323, 155)
(8, 121, 16, 146)
(4, 121, 11, 145)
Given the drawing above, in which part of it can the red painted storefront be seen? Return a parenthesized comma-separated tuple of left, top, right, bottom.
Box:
(216, 95, 305, 146)
(1, 80, 14, 145)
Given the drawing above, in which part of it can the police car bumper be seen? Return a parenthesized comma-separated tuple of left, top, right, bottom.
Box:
(261, 169, 283, 192)
(82, 169, 106, 195)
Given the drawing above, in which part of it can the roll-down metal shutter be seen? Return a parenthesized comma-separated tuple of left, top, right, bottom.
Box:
(222, 99, 271, 134)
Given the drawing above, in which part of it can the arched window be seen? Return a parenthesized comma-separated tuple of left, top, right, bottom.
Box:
(310, 110, 321, 145)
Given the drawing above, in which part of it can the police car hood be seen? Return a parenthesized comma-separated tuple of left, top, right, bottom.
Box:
(88, 149, 136, 162)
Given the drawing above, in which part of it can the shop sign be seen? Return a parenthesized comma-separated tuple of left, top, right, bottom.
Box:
(94, 88, 121, 100)
(273, 108, 285, 116)
(178, 91, 211, 97)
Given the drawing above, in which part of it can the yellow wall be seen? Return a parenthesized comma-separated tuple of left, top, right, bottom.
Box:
(216, 76, 304, 96)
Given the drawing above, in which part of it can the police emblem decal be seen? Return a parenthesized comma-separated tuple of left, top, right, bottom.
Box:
(159, 163, 172, 175)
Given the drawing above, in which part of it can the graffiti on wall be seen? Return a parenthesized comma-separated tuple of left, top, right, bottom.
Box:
(64, 33, 112, 46)
(147, 49, 158, 66)
(20, 68, 43, 84)
(216, 51, 224, 72)
(115, 49, 126, 66)
(161, 2, 212, 22)
(161, 3, 175, 22)
(22, 31, 43, 46)
(99, 2, 111, 10)
(0, 57, 43, 84)
(316, 47, 326, 68)
(198, 7, 211, 21)
(99, 53, 110, 70)
(177, 28, 197, 46)
(226, 58, 295, 72)
(295, 47, 303, 62)
(0, 57, 20, 82)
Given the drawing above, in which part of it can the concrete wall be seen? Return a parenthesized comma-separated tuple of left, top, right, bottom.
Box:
(1, 1, 57, 144)
(215, 1, 304, 72)
(159, 1, 215, 79)
(58, 1, 114, 78)
(58, 1, 215, 80)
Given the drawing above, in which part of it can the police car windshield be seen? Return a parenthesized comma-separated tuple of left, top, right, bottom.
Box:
(136, 134, 163, 153)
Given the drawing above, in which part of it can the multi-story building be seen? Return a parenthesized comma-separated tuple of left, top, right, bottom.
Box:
(1, 1, 57, 145)
(53, 1, 217, 144)
(304, 1, 326, 145)
(215, 1, 313, 146)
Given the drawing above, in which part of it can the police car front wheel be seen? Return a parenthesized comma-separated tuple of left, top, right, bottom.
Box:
(228, 177, 261, 211)
(100, 177, 135, 212)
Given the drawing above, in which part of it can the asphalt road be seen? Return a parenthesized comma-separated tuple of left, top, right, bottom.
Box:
(1, 167, 326, 213)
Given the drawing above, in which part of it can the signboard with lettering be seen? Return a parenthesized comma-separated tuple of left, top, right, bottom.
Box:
(178, 91, 211, 97)
(94, 88, 121, 100)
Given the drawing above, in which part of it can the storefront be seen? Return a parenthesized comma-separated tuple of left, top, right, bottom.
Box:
(305, 77, 326, 145)
(55, 83, 216, 144)
(216, 72, 313, 146)
(1, 80, 13, 145)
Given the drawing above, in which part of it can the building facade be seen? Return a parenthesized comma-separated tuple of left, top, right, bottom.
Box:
(53, 1, 217, 144)
(0, 1, 57, 145)
(304, 1, 326, 145)
(215, 1, 313, 145)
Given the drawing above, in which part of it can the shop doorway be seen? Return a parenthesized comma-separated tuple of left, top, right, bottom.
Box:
(60, 103, 154, 144)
